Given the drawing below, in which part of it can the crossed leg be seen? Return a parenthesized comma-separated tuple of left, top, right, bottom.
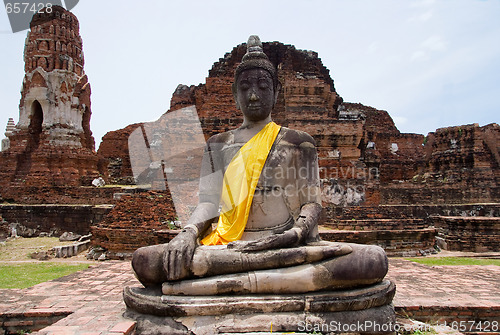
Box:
(162, 243, 388, 295)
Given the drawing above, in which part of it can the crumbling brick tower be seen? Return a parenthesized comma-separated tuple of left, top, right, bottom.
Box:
(0, 6, 99, 188)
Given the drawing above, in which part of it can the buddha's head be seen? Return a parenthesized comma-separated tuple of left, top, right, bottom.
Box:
(233, 35, 281, 122)
(234, 35, 279, 91)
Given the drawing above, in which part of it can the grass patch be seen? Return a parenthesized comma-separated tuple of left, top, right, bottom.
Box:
(0, 262, 90, 289)
(0, 237, 77, 261)
(406, 257, 500, 266)
(409, 330, 436, 335)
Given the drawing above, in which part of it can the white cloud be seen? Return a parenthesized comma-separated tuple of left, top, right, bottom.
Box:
(411, 50, 429, 62)
(410, 0, 436, 8)
(367, 41, 378, 54)
(409, 10, 433, 22)
(411, 35, 446, 62)
(1, 0, 498, 144)
(419, 10, 434, 21)
(422, 35, 446, 51)
(392, 116, 408, 127)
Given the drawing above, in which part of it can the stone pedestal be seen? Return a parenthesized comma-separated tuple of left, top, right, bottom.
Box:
(124, 280, 396, 334)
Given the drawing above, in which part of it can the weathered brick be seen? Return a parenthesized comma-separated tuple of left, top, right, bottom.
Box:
(109, 321, 136, 334)
(4, 320, 34, 327)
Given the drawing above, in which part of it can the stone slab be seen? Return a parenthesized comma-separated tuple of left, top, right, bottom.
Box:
(125, 304, 396, 335)
(124, 280, 395, 317)
(123, 280, 396, 334)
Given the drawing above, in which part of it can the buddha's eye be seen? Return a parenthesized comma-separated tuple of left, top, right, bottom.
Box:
(239, 82, 250, 90)
(258, 79, 270, 89)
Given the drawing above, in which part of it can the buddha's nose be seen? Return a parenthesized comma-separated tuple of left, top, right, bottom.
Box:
(249, 92, 258, 101)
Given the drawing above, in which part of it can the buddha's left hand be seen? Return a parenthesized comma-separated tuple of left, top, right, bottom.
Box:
(227, 230, 297, 252)
(228, 203, 322, 252)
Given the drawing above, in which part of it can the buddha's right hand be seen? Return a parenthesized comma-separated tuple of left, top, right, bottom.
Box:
(163, 228, 197, 281)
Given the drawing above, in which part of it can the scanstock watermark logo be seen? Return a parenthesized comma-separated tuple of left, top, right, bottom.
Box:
(3, 0, 79, 33)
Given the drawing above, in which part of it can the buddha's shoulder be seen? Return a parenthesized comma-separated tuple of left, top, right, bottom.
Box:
(206, 131, 234, 145)
(280, 127, 316, 148)
(204, 127, 316, 147)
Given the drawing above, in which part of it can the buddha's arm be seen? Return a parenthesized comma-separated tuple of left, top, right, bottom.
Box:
(184, 201, 219, 236)
(163, 135, 224, 280)
(228, 202, 322, 252)
(163, 201, 218, 281)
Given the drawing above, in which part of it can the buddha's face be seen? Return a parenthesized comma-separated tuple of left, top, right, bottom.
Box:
(234, 68, 277, 122)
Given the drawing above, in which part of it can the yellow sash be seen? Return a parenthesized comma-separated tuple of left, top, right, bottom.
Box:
(201, 122, 281, 245)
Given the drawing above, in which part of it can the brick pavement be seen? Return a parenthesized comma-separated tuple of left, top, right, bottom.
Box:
(388, 258, 500, 334)
(0, 258, 498, 334)
(0, 261, 139, 335)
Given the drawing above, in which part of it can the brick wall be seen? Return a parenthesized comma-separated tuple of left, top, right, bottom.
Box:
(432, 216, 500, 252)
(396, 306, 500, 332)
(0, 186, 122, 205)
(0, 204, 112, 237)
(91, 190, 177, 256)
(0, 310, 71, 334)
(320, 228, 437, 257)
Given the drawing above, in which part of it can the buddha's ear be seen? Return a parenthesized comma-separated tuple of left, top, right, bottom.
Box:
(232, 83, 240, 110)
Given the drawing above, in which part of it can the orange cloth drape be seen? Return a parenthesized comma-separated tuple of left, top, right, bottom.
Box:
(201, 122, 281, 245)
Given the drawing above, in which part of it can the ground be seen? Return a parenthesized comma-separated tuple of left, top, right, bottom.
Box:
(0, 238, 499, 334)
(0, 237, 94, 263)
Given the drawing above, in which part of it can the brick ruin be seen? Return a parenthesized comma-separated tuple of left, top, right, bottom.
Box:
(0, 7, 128, 240)
(93, 41, 499, 256)
(99, 42, 498, 208)
(90, 190, 178, 258)
(97, 123, 142, 185)
(0, 6, 101, 198)
(0, 9, 497, 254)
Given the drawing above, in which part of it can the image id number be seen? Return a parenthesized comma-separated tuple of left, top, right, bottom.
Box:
(450, 320, 499, 332)
(5, 2, 53, 14)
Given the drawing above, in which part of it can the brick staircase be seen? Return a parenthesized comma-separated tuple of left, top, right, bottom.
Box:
(319, 203, 500, 256)
(319, 217, 437, 256)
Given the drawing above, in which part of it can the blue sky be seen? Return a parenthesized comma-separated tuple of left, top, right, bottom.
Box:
(1, 0, 499, 146)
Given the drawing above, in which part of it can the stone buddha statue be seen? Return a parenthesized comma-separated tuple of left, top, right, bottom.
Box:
(126, 36, 395, 334)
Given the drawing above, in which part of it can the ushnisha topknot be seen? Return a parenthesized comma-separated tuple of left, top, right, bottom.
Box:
(235, 35, 279, 89)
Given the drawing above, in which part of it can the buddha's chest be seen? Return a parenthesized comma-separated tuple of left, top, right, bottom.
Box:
(219, 142, 296, 187)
